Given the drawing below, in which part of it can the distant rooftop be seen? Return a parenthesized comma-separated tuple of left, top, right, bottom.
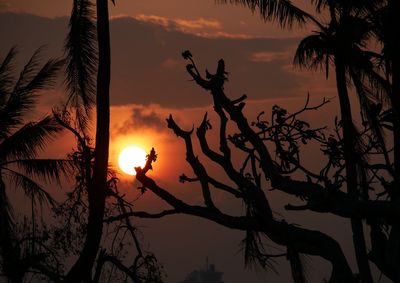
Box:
(179, 258, 224, 283)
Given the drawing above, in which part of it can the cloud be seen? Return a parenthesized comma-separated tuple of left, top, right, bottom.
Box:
(134, 14, 170, 28)
(250, 50, 291, 62)
(0, 1, 26, 14)
(134, 14, 222, 33)
(0, 1, 13, 12)
(118, 106, 166, 134)
(174, 18, 222, 30)
(130, 14, 261, 40)
(1, 13, 324, 108)
(161, 58, 182, 69)
(191, 31, 255, 40)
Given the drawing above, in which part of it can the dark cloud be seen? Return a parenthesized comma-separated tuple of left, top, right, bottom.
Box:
(0, 13, 66, 58)
(0, 12, 307, 109)
(118, 107, 165, 133)
(110, 16, 302, 107)
(0, 1, 11, 11)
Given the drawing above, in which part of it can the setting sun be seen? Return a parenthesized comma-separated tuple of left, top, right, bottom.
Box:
(118, 146, 147, 175)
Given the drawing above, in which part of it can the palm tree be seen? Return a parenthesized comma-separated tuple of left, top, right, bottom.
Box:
(63, 0, 111, 281)
(371, 0, 400, 178)
(64, 0, 97, 136)
(217, 0, 308, 27)
(0, 47, 69, 282)
(368, 2, 400, 280)
(221, 0, 379, 281)
(293, 1, 380, 282)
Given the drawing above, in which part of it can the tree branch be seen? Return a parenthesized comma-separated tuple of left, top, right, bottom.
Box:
(105, 209, 180, 223)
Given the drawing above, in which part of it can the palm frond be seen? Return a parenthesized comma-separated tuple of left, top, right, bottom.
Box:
(310, 0, 327, 13)
(12, 47, 45, 94)
(16, 57, 64, 102)
(294, 33, 330, 73)
(0, 177, 14, 233)
(3, 168, 57, 208)
(64, 0, 97, 133)
(0, 47, 17, 105)
(241, 229, 277, 272)
(350, 55, 391, 107)
(0, 116, 63, 162)
(337, 0, 380, 16)
(369, 3, 391, 50)
(75, 104, 91, 136)
(8, 159, 73, 185)
(217, 0, 307, 28)
(351, 69, 387, 152)
(0, 54, 63, 140)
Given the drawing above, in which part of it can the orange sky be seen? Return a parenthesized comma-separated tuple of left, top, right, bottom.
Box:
(0, 1, 369, 282)
(0, 0, 314, 38)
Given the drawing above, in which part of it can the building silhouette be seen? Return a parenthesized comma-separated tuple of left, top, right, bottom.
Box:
(179, 258, 224, 283)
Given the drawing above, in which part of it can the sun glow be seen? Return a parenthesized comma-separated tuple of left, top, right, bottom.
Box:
(118, 146, 147, 175)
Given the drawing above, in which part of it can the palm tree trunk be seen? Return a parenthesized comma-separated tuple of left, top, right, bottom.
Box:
(392, 61, 400, 182)
(384, 2, 400, 280)
(0, 177, 23, 283)
(64, 0, 111, 281)
(387, 0, 400, 188)
(334, 56, 373, 283)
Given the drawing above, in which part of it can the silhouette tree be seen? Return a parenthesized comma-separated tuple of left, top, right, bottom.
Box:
(126, 54, 356, 282)
(366, 3, 400, 281)
(119, 44, 400, 282)
(62, 0, 110, 281)
(3, 1, 399, 282)
(0, 1, 162, 282)
(295, 2, 400, 282)
(206, 1, 400, 282)
(0, 47, 70, 282)
(293, 2, 379, 281)
(56, 0, 400, 282)
(217, 0, 308, 28)
(366, 0, 400, 200)
(60, 0, 163, 282)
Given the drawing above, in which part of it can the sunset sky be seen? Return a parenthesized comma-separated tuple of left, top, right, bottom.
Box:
(0, 1, 364, 282)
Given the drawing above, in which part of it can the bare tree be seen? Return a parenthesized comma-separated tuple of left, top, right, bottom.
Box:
(1, 0, 163, 282)
(109, 45, 400, 282)
(60, 0, 164, 282)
